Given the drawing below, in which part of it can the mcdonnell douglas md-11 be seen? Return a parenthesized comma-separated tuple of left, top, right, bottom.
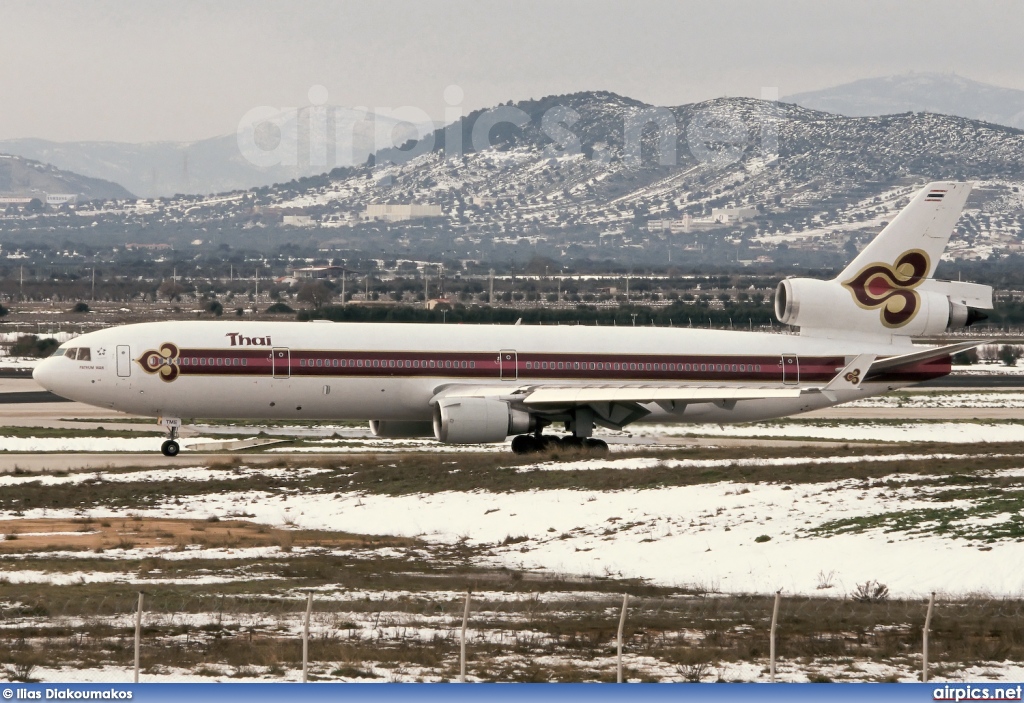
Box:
(34, 182, 992, 456)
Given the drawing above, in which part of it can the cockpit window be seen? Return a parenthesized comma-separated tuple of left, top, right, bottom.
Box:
(61, 347, 91, 361)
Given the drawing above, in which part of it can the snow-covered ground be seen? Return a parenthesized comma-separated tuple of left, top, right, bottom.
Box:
(4, 457, 1023, 598)
(0, 435, 240, 452)
(636, 420, 1024, 443)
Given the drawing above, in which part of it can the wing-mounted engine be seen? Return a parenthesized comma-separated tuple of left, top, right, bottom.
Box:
(432, 397, 533, 443)
(775, 277, 991, 338)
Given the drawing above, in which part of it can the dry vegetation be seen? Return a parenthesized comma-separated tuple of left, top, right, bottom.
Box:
(1, 442, 1024, 682)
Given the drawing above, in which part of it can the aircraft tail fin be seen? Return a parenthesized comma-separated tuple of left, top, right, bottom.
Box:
(775, 181, 991, 339)
(835, 182, 972, 283)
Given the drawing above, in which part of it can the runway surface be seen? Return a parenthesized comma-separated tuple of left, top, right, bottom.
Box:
(1, 376, 1022, 474)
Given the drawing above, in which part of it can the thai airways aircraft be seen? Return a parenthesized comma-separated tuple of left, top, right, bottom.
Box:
(33, 182, 992, 457)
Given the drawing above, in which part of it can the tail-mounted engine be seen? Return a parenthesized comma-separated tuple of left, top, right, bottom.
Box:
(775, 277, 991, 338)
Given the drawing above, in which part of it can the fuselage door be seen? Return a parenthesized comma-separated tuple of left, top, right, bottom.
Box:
(781, 354, 799, 385)
(499, 349, 517, 381)
(116, 345, 131, 377)
(272, 348, 291, 379)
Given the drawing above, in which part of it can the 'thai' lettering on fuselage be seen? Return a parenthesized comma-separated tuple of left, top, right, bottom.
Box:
(226, 333, 272, 347)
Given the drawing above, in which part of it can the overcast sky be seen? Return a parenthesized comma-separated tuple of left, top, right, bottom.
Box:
(2, 0, 1024, 143)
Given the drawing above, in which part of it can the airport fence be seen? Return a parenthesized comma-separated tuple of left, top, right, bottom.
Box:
(3, 586, 1023, 683)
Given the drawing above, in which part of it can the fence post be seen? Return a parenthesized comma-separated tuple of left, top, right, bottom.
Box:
(617, 593, 629, 683)
(460, 591, 471, 683)
(769, 590, 781, 683)
(133, 592, 144, 684)
(923, 592, 935, 683)
(302, 593, 313, 683)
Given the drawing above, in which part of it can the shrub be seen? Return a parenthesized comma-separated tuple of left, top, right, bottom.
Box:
(204, 300, 224, 316)
(1000, 345, 1021, 367)
(10, 335, 58, 357)
(851, 580, 889, 603)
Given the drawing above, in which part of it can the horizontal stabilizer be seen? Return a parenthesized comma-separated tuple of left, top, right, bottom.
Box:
(918, 279, 993, 309)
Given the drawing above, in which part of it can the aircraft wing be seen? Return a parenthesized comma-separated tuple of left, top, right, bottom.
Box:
(432, 384, 802, 405)
(432, 383, 804, 430)
(431, 340, 985, 431)
(521, 386, 802, 405)
(866, 340, 989, 377)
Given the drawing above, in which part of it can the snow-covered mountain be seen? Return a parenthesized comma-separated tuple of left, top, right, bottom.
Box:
(0, 107, 431, 199)
(0, 153, 133, 201)
(261, 92, 1024, 254)
(9, 92, 1024, 265)
(785, 73, 1024, 129)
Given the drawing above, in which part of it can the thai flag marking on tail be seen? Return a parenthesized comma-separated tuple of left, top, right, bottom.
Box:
(925, 189, 946, 202)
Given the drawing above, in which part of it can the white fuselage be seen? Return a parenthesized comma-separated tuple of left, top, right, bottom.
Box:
(32, 321, 941, 428)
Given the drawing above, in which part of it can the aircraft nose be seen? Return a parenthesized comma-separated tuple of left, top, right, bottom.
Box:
(33, 357, 58, 393)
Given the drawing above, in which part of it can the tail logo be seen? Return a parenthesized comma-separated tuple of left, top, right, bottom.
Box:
(842, 250, 930, 328)
(137, 343, 180, 382)
(844, 369, 862, 384)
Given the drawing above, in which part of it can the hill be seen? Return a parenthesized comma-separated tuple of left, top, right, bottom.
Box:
(4, 91, 1024, 268)
(0, 107, 430, 198)
(0, 153, 133, 201)
(785, 73, 1024, 129)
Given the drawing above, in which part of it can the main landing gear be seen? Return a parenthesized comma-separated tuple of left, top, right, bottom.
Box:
(510, 433, 609, 455)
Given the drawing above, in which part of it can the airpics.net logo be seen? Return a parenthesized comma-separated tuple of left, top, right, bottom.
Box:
(236, 85, 783, 173)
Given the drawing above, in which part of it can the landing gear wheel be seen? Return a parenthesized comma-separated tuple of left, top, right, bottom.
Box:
(161, 440, 180, 457)
(511, 435, 540, 455)
(584, 438, 609, 454)
(539, 435, 561, 451)
(559, 436, 584, 450)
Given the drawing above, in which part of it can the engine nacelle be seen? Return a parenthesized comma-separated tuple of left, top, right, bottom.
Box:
(432, 397, 533, 444)
(369, 420, 436, 438)
(775, 277, 987, 337)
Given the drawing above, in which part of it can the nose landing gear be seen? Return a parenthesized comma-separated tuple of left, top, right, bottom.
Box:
(161, 438, 180, 457)
(158, 416, 181, 457)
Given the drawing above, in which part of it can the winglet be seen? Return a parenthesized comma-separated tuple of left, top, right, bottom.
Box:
(820, 353, 876, 401)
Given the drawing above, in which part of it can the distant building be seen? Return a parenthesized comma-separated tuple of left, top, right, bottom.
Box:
(648, 215, 692, 234)
(291, 265, 343, 280)
(363, 203, 443, 222)
(425, 297, 452, 310)
(711, 206, 758, 224)
(0, 194, 78, 207)
(125, 243, 172, 251)
(283, 215, 315, 227)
